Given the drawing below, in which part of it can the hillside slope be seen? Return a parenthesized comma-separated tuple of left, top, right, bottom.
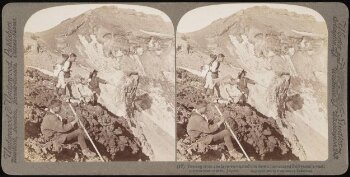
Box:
(176, 6, 327, 160)
(24, 6, 175, 161)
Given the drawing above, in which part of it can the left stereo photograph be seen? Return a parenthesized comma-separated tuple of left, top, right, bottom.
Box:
(23, 4, 175, 162)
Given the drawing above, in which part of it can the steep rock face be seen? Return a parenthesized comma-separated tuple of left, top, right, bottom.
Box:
(227, 34, 292, 119)
(226, 33, 327, 160)
(78, 34, 128, 117)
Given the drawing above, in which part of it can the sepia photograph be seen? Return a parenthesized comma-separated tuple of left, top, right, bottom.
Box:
(1, 1, 349, 175)
(24, 4, 175, 162)
(176, 4, 328, 161)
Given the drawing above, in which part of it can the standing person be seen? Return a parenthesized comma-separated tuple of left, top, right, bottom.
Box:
(124, 72, 139, 120)
(208, 53, 225, 100)
(88, 70, 108, 105)
(201, 54, 216, 97)
(41, 99, 96, 158)
(186, 43, 191, 54)
(54, 53, 77, 96)
(36, 43, 41, 53)
(236, 69, 255, 104)
(186, 102, 243, 159)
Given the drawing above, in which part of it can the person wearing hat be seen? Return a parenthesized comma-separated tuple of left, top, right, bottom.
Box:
(200, 54, 218, 97)
(88, 69, 108, 105)
(186, 102, 243, 159)
(40, 99, 96, 158)
(209, 53, 225, 98)
(236, 69, 255, 104)
(55, 53, 77, 96)
(124, 72, 140, 122)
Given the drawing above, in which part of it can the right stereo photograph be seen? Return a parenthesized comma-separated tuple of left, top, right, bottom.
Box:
(176, 4, 328, 161)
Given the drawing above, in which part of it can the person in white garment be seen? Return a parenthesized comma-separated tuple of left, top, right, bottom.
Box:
(53, 53, 77, 96)
(200, 64, 213, 96)
(205, 53, 224, 100)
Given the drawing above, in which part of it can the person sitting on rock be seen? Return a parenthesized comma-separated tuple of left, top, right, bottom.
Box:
(186, 102, 243, 159)
(223, 78, 242, 105)
(69, 76, 94, 105)
(41, 99, 96, 158)
(88, 70, 108, 105)
(236, 69, 256, 104)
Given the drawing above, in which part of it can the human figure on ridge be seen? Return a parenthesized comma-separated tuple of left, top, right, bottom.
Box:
(88, 70, 108, 106)
(236, 69, 256, 104)
(54, 53, 77, 97)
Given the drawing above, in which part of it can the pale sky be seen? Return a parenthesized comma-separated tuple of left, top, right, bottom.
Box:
(177, 3, 326, 33)
(24, 4, 171, 33)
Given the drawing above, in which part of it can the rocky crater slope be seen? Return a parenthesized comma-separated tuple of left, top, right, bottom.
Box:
(176, 6, 327, 160)
(24, 68, 149, 162)
(176, 69, 299, 161)
(24, 6, 175, 161)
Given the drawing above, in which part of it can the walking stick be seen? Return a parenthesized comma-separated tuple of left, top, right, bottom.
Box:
(68, 103, 105, 162)
(214, 105, 251, 161)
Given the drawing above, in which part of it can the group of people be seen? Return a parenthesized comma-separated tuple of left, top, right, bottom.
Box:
(53, 53, 108, 105)
(40, 52, 140, 159)
(39, 49, 257, 160)
(201, 53, 256, 104)
(186, 52, 257, 160)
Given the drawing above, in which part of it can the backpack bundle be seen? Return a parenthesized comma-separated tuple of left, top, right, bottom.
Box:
(53, 54, 71, 78)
